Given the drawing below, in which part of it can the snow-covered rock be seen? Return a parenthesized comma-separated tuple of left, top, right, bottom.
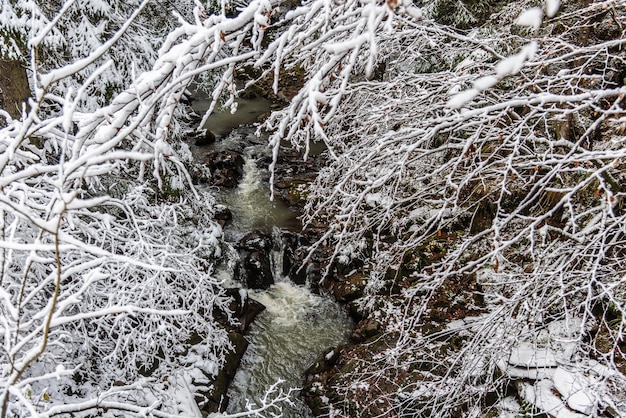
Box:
(517, 379, 587, 418)
(553, 367, 597, 415)
(509, 342, 558, 368)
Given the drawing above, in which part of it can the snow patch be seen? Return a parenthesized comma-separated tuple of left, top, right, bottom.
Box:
(545, 0, 560, 18)
(518, 379, 587, 418)
(516, 7, 543, 30)
(553, 367, 597, 415)
(509, 342, 558, 368)
(496, 41, 538, 77)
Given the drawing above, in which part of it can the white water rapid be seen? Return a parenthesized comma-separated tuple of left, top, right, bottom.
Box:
(221, 149, 352, 416)
(226, 270, 352, 417)
(218, 145, 300, 238)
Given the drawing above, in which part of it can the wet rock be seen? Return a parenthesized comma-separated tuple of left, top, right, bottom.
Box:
(195, 129, 216, 146)
(235, 63, 305, 106)
(305, 347, 340, 376)
(236, 231, 274, 290)
(279, 230, 311, 285)
(237, 231, 272, 252)
(593, 16, 623, 41)
(350, 318, 382, 343)
(201, 287, 266, 415)
(241, 251, 273, 289)
(239, 84, 268, 99)
(214, 205, 233, 227)
(204, 150, 245, 188)
(302, 345, 349, 418)
(239, 297, 265, 331)
(302, 377, 335, 418)
(347, 299, 366, 322)
(203, 331, 248, 413)
(223, 287, 266, 331)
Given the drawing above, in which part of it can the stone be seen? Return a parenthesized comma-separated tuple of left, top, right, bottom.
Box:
(241, 251, 274, 290)
(278, 231, 311, 285)
(237, 231, 272, 251)
(203, 332, 248, 413)
(222, 287, 266, 331)
(350, 318, 382, 343)
(195, 129, 216, 146)
(214, 205, 232, 227)
(236, 231, 274, 290)
(201, 287, 266, 415)
(305, 347, 340, 376)
(239, 298, 265, 331)
(204, 150, 245, 188)
(348, 300, 366, 322)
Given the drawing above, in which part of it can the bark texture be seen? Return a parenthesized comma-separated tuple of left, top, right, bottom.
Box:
(0, 59, 30, 121)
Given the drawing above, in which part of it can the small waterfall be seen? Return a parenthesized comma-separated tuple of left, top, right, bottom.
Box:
(238, 152, 262, 198)
(225, 239, 352, 417)
(217, 142, 299, 239)
(227, 281, 351, 418)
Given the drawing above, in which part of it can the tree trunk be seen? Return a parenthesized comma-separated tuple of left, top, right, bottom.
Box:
(0, 59, 30, 123)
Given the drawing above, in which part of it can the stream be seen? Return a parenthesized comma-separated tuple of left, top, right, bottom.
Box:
(190, 92, 353, 417)
(227, 258, 351, 416)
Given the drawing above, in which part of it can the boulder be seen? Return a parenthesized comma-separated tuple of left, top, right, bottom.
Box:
(235, 231, 274, 290)
(237, 231, 272, 252)
(305, 347, 340, 376)
(350, 318, 382, 343)
(202, 331, 248, 413)
(239, 297, 265, 331)
(195, 129, 216, 146)
(241, 251, 273, 289)
(200, 287, 267, 414)
(214, 205, 233, 227)
(278, 231, 310, 285)
(223, 287, 266, 331)
(204, 150, 245, 188)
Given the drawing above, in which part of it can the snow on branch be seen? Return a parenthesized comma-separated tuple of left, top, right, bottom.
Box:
(267, 1, 626, 415)
(0, 0, 290, 414)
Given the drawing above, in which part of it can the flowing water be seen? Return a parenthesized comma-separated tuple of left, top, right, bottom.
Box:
(219, 147, 352, 417)
(191, 93, 353, 417)
(217, 144, 301, 239)
(226, 272, 352, 417)
(222, 155, 352, 416)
